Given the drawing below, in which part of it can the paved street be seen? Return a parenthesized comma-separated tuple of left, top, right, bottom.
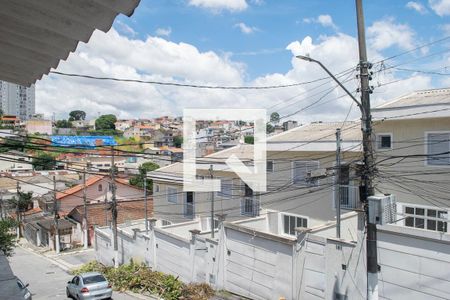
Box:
(9, 247, 140, 300)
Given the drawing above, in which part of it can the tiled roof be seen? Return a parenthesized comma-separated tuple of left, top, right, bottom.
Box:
(68, 199, 153, 227)
(375, 88, 450, 109)
(56, 175, 104, 200)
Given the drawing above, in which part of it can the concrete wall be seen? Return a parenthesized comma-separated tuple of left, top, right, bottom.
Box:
(377, 224, 450, 300)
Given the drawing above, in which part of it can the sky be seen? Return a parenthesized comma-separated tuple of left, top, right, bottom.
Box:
(36, 0, 450, 124)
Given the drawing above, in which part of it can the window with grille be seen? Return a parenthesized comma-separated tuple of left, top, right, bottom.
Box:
(427, 133, 450, 166)
(293, 161, 319, 186)
(282, 213, 308, 236)
(167, 187, 178, 203)
(404, 206, 448, 232)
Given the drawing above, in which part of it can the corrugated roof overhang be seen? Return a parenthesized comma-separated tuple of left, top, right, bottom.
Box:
(0, 0, 141, 86)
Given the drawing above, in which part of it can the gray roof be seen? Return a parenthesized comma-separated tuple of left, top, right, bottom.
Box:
(375, 88, 450, 109)
(0, 0, 141, 86)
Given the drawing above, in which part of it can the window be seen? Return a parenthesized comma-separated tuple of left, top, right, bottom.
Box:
(267, 160, 274, 173)
(404, 206, 448, 232)
(377, 134, 392, 149)
(244, 183, 253, 197)
(293, 161, 319, 186)
(282, 214, 308, 236)
(427, 133, 450, 166)
(167, 187, 178, 203)
(155, 184, 160, 193)
(218, 179, 232, 198)
(98, 184, 103, 192)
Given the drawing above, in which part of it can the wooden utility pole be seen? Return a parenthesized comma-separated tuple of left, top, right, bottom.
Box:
(110, 147, 119, 268)
(53, 175, 60, 254)
(15, 181, 20, 239)
(355, 0, 378, 298)
(209, 165, 215, 239)
(144, 171, 149, 234)
(335, 128, 342, 239)
(83, 169, 88, 249)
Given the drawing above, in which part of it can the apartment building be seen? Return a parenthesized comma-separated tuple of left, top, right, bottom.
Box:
(0, 80, 35, 120)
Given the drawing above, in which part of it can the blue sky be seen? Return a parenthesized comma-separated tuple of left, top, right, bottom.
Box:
(37, 0, 450, 121)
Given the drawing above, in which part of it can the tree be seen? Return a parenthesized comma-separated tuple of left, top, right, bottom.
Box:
(55, 119, 72, 128)
(266, 123, 275, 134)
(69, 110, 86, 121)
(270, 112, 280, 124)
(0, 218, 17, 257)
(8, 191, 33, 238)
(173, 136, 183, 148)
(32, 152, 56, 170)
(129, 162, 160, 193)
(95, 114, 117, 131)
(244, 136, 254, 144)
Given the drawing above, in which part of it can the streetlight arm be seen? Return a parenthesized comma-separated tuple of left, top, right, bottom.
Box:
(296, 55, 362, 111)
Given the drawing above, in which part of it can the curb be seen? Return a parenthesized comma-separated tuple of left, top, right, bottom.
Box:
(17, 244, 71, 273)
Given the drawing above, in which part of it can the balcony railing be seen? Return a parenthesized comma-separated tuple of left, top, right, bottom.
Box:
(240, 197, 260, 217)
(333, 184, 359, 210)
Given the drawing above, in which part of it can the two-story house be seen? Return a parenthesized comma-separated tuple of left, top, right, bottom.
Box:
(372, 87, 450, 233)
(149, 121, 363, 235)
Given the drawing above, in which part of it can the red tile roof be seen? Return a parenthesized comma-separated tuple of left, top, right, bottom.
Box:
(56, 175, 104, 200)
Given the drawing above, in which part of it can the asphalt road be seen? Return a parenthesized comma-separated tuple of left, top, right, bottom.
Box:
(9, 247, 139, 300)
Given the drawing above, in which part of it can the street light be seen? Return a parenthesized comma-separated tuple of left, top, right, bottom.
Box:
(296, 55, 362, 112)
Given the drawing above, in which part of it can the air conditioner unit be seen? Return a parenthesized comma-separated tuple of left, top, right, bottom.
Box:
(368, 194, 396, 225)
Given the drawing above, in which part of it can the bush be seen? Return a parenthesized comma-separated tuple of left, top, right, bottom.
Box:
(71, 261, 214, 300)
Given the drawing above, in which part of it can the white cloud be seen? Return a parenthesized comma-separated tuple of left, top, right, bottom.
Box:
(303, 14, 338, 30)
(429, 0, 450, 16)
(114, 20, 137, 37)
(367, 18, 416, 51)
(36, 25, 434, 124)
(406, 1, 428, 14)
(188, 0, 248, 12)
(234, 22, 258, 34)
(155, 27, 172, 37)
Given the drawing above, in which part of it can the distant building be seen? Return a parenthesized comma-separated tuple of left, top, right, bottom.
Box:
(282, 120, 298, 131)
(0, 81, 35, 120)
(25, 118, 52, 135)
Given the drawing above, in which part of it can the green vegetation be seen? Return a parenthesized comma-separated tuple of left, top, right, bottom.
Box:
(0, 218, 17, 257)
(270, 112, 280, 124)
(55, 119, 72, 128)
(266, 123, 275, 134)
(129, 162, 160, 193)
(95, 114, 117, 131)
(244, 136, 254, 144)
(173, 135, 183, 148)
(32, 152, 57, 170)
(71, 261, 214, 300)
(69, 110, 86, 121)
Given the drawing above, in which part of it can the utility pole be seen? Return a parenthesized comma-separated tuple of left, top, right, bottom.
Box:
(83, 169, 88, 249)
(53, 175, 60, 254)
(335, 128, 341, 239)
(15, 181, 20, 239)
(110, 147, 119, 268)
(355, 0, 377, 299)
(144, 171, 149, 234)
(104, 192, 108, 228)
(209, 165, 215, 239)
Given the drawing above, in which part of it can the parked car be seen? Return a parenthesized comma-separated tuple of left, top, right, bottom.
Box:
(66, 272, 112, 300)
(16, 278, 32, 300)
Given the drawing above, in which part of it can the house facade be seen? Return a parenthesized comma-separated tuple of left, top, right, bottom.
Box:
(372, 88, 450, 234)
(149, 122, 363, 232)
